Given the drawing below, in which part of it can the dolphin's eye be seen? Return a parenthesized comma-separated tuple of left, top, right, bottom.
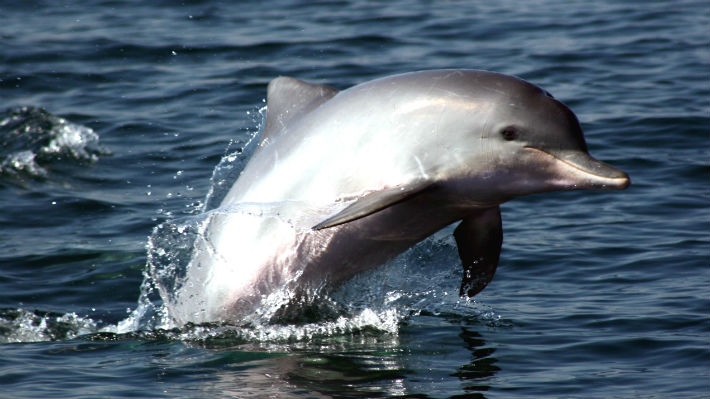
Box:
(500, 126, 519, 141)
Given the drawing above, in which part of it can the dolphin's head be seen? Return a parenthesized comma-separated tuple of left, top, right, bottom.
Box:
(442, 71, 630, 201)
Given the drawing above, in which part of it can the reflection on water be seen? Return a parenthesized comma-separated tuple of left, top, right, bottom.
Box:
(453, 327, 500, 397)
(187, 323, 499, 398)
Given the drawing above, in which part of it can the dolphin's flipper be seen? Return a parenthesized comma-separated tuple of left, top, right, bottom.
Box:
(313, 181, 434, 230)
(261, 77, 339, 146)
(454, 206, 502, 297)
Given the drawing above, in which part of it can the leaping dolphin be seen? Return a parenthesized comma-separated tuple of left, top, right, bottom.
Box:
(158, 70, 630, 325)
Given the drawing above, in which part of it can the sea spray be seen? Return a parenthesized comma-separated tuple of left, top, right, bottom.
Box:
(0, 106, 109, 178)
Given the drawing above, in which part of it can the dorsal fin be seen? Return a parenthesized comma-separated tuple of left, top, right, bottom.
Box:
(260, 77, 339, 148)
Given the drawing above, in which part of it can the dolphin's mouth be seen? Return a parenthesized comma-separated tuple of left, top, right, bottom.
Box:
(524, 147, 630, 190)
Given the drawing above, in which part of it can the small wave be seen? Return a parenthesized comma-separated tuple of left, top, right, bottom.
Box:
(0, 308, 98, 344)
(0, 106, 109, 178)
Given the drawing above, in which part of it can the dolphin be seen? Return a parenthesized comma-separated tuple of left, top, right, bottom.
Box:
(160, 70, 630, 325)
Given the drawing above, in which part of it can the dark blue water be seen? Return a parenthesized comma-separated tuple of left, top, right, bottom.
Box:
(1, 1, 708, 398)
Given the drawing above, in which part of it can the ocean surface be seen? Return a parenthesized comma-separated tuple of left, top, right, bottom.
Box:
(1, 1, 708, 398)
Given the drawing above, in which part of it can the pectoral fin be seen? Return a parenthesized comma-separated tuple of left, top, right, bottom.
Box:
(454, 206, 502, 297)
(313, 180, 434, 230)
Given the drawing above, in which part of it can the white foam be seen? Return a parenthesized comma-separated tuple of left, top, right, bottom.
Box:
(0, 107, 107, 177)
(0, 150, 46, 177)
(0, 309, 98, 344)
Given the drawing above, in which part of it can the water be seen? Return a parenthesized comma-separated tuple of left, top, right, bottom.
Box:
(1, 1, 708, 397)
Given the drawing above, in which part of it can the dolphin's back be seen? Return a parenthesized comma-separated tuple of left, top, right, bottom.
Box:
(222, 70, 513, 208)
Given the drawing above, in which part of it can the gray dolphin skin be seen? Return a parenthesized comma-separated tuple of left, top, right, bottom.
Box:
(166, 69, 630, 325)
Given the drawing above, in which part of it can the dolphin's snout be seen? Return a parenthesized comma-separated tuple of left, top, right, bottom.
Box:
(525, 147, 631, 191)
(556, 149, 630, 189)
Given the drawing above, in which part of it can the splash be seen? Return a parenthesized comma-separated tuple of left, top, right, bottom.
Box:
(201, 105, 266, 212)
(0, 221, 500, 344)
(130, 200, 500, 342)
(0, 308, 98, 344)
(0, 106, 108, 178)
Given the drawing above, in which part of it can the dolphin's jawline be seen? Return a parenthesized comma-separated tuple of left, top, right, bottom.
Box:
(524, 146, 630, 189)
